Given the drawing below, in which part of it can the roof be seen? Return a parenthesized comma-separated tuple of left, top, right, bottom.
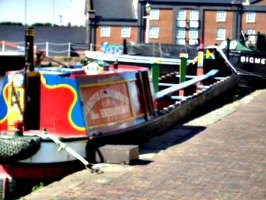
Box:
(91, 0, 137, 20)
(142, 0, 242, 4)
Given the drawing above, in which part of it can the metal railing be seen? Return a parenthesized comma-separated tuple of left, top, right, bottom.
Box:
(0, 41, 95, 57)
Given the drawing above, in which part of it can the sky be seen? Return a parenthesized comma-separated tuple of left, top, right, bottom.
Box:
(0, 0, 86, 26)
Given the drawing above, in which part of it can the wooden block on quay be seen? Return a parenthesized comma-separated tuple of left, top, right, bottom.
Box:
(96, 144, 139, 165)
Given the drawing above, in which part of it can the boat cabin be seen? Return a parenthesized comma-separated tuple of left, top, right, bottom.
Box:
(0, 65, 157, 137)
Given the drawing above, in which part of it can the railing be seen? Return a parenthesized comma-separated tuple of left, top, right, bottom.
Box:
(1, 40, 199, 58)
(0, 41, 100, 57)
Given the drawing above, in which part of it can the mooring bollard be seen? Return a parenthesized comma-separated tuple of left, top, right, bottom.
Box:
(179, 53, 188, 96)
(179, 53, 188, 83)
(151, 59, 160, 93)
(197, 40, 204, 92)
(197, 40, 204, 74)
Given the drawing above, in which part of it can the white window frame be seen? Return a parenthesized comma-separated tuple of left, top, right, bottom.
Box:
(246, 12, 256, 23)
(150, 9, 159, 20)
(189, 29, 198, 45)
(176, 28, 185, 39)
(189, 29, 198, 39)
(177, 10, 186, 20)
(177, 20, 186, 28)
(216, 28, 226, 40)
(190, 10, 199, 20)
(176, 39, 186, 45)
(101, 26, 110, 37)
(176, 28, 186, 45)
(121, 26, 131, 38)
(217, 11, 226, 22)
(150, 26, 159, 38)
(246, 29, 256, 41)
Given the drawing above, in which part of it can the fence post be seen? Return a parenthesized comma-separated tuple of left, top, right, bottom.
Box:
(68, 42, 71, 57)
(46, 42, 49, 56)
(90, 43, 93, 51)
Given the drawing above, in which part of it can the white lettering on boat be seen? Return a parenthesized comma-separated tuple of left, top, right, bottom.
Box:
(240, 56, 266, 65)
(83, 89, 130, 118)
(100, 105, 130, 118)
(83, 92, 101, 114)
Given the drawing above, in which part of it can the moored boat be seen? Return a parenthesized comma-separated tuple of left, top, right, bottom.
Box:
(84, 41, 198, 75)
(220, 31, 266, 89)
(0, 28, 239, 199)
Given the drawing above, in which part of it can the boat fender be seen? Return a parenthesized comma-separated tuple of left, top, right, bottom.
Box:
(0, 136, 41, 163)
(158, 108, 168, 115)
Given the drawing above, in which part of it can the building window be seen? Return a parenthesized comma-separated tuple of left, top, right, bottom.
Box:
(246, 29, 255, 41)
(177, 10, 186, 20)
(101, 26, 110, 37)
(216, 28, 226, 40)
(189, 29, 198, 45)
(150, 9, 159, 20)
(246, 12, 255, 23)
(176, 28, 186, 45)
(217, 11, 226, 22)
(177, 21, 186, 28)
(150, 26, 159, 38)
(190, 10, 199, 20)
(189, 10, 199, 29)
(121, 26, 131, 38)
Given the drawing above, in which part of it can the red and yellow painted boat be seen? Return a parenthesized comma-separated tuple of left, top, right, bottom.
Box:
(0, 28, 239, 199)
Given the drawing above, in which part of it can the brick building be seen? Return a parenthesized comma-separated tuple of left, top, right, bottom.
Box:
(87, 0, 266, 50)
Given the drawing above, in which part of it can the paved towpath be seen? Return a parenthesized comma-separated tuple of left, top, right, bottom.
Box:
(25, 89, 266, 200)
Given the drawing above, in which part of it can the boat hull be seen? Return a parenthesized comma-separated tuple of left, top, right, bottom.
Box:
(228, 51, 266, 88)
(87, 74, 239, 162)
(0, 160, 84, 200)
(0, 136, 87, 199)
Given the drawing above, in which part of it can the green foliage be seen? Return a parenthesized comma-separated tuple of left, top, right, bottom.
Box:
(0, 21, 84, 27)
(0, 22, 23, 26)
(31, 182, 44, 192)
(31, 22, 53, 27)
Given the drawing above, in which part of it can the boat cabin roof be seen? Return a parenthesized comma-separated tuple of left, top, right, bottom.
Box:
(34, 64, 148, 77)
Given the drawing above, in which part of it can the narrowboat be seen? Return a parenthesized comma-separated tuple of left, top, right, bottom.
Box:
(85, 41, 198, 75)
(220, 31, 266, 89)
(0, 28, 238, 199)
